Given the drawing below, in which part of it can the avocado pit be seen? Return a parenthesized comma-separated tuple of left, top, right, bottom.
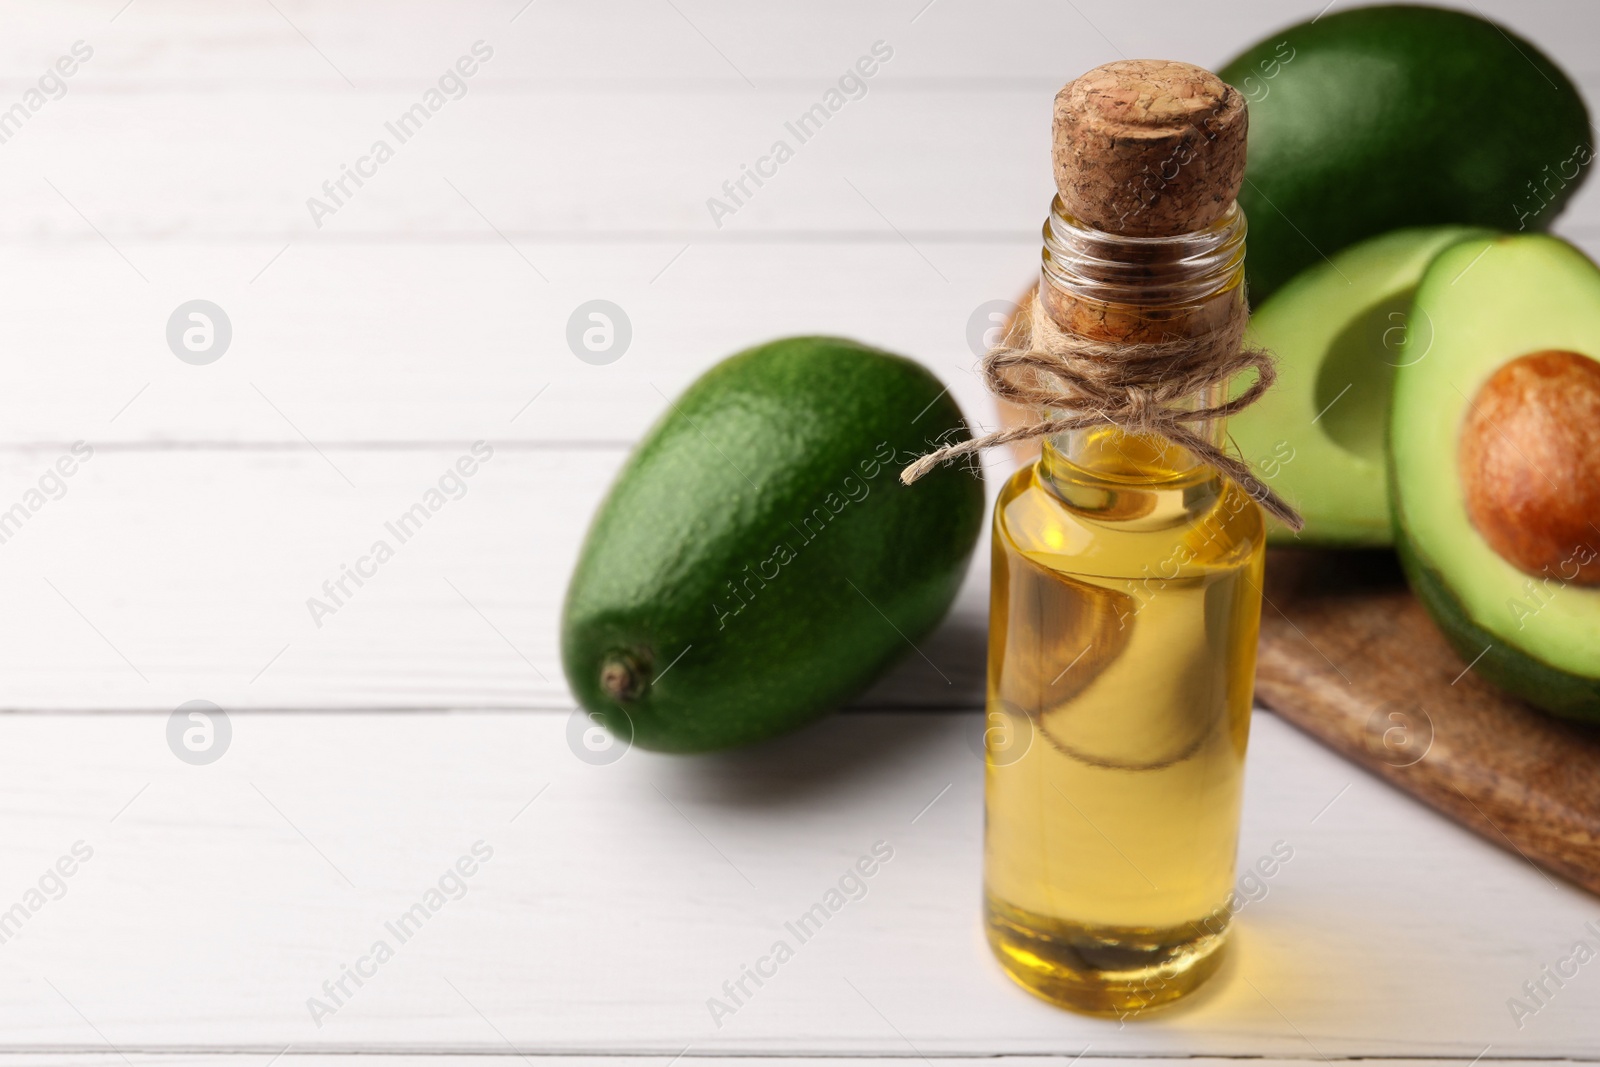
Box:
(1459, 349, 1600, 584)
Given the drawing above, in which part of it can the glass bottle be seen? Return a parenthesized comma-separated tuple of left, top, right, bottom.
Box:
(982, 189, 1266, 1016)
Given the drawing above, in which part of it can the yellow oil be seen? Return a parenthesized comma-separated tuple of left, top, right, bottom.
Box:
(983, 427, 1264, 1017)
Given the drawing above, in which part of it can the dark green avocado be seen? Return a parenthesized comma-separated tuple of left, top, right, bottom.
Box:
(1221, 4, 1591, 302)
(561, 336, 985, 752)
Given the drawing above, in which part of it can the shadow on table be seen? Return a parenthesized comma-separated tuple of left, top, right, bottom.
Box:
(658, 711, 968, 810)
(847, 608, 988, 711)
(642, 580, 990, 808)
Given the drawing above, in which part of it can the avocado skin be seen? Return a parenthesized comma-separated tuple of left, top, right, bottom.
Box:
(1221, 5, 1591, 303)
(1396, 533, 1600, 723)
(561, 337, 985, 753)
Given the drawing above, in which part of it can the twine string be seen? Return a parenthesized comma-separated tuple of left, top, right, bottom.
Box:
(900, 291, 1304, 531)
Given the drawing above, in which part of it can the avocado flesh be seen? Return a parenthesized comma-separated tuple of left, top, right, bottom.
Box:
(1233, 226, 1487, 546)
(1390, 234, 1600, 719)
(1220, 5, 1591, 302)
(561, 336, 985, 752)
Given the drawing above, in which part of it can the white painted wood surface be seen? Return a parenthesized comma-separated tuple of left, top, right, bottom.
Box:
(3, 711, 1600, 1054)
(2, 0, 1598, 1057)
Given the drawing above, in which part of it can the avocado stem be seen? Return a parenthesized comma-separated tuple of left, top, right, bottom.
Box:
(600, 653, 647, 703)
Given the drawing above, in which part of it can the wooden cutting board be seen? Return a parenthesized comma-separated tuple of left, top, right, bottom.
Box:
(1256, 547, 1600, 895)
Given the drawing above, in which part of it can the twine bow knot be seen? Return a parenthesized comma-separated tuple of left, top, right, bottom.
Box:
(900, 292, 1304, 532)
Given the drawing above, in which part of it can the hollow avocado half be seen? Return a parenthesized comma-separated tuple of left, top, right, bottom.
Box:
(1232, 226, 1489, 546)
(1390, 234, 1600, 721)
(1220, 4, 1592, 303)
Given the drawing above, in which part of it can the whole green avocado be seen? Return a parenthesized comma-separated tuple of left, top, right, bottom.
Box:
(1221, 4, 1592, 302)
(561, 336, 985, 753)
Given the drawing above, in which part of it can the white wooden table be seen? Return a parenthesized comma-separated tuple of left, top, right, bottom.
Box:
(3, 1, 1600, 1061)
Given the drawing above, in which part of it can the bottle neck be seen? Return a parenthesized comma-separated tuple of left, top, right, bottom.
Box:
(1035, 196, 1246, 517)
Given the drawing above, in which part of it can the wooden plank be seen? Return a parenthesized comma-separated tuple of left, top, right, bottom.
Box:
(4, 228, 1600, 451)
(0, 241, 1024, 448)
(0, 1062, 1568, 1067)
(0, 89, 1056, 238)
(0, 447, 987, 711)
(0, 708, 1593, 1053)
(4, 84, 1597, 241)
(2, 0, 1593, 88)
(0, 1062, 1548, 1067)
(0, 0, 1591, 245)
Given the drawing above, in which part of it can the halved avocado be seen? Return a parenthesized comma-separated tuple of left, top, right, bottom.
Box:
(1233, 226, 1488, 546)
(1390, 234, 1600, 721)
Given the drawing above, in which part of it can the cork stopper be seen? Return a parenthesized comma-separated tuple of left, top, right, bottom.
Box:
(1052, 59, 1247, 237)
